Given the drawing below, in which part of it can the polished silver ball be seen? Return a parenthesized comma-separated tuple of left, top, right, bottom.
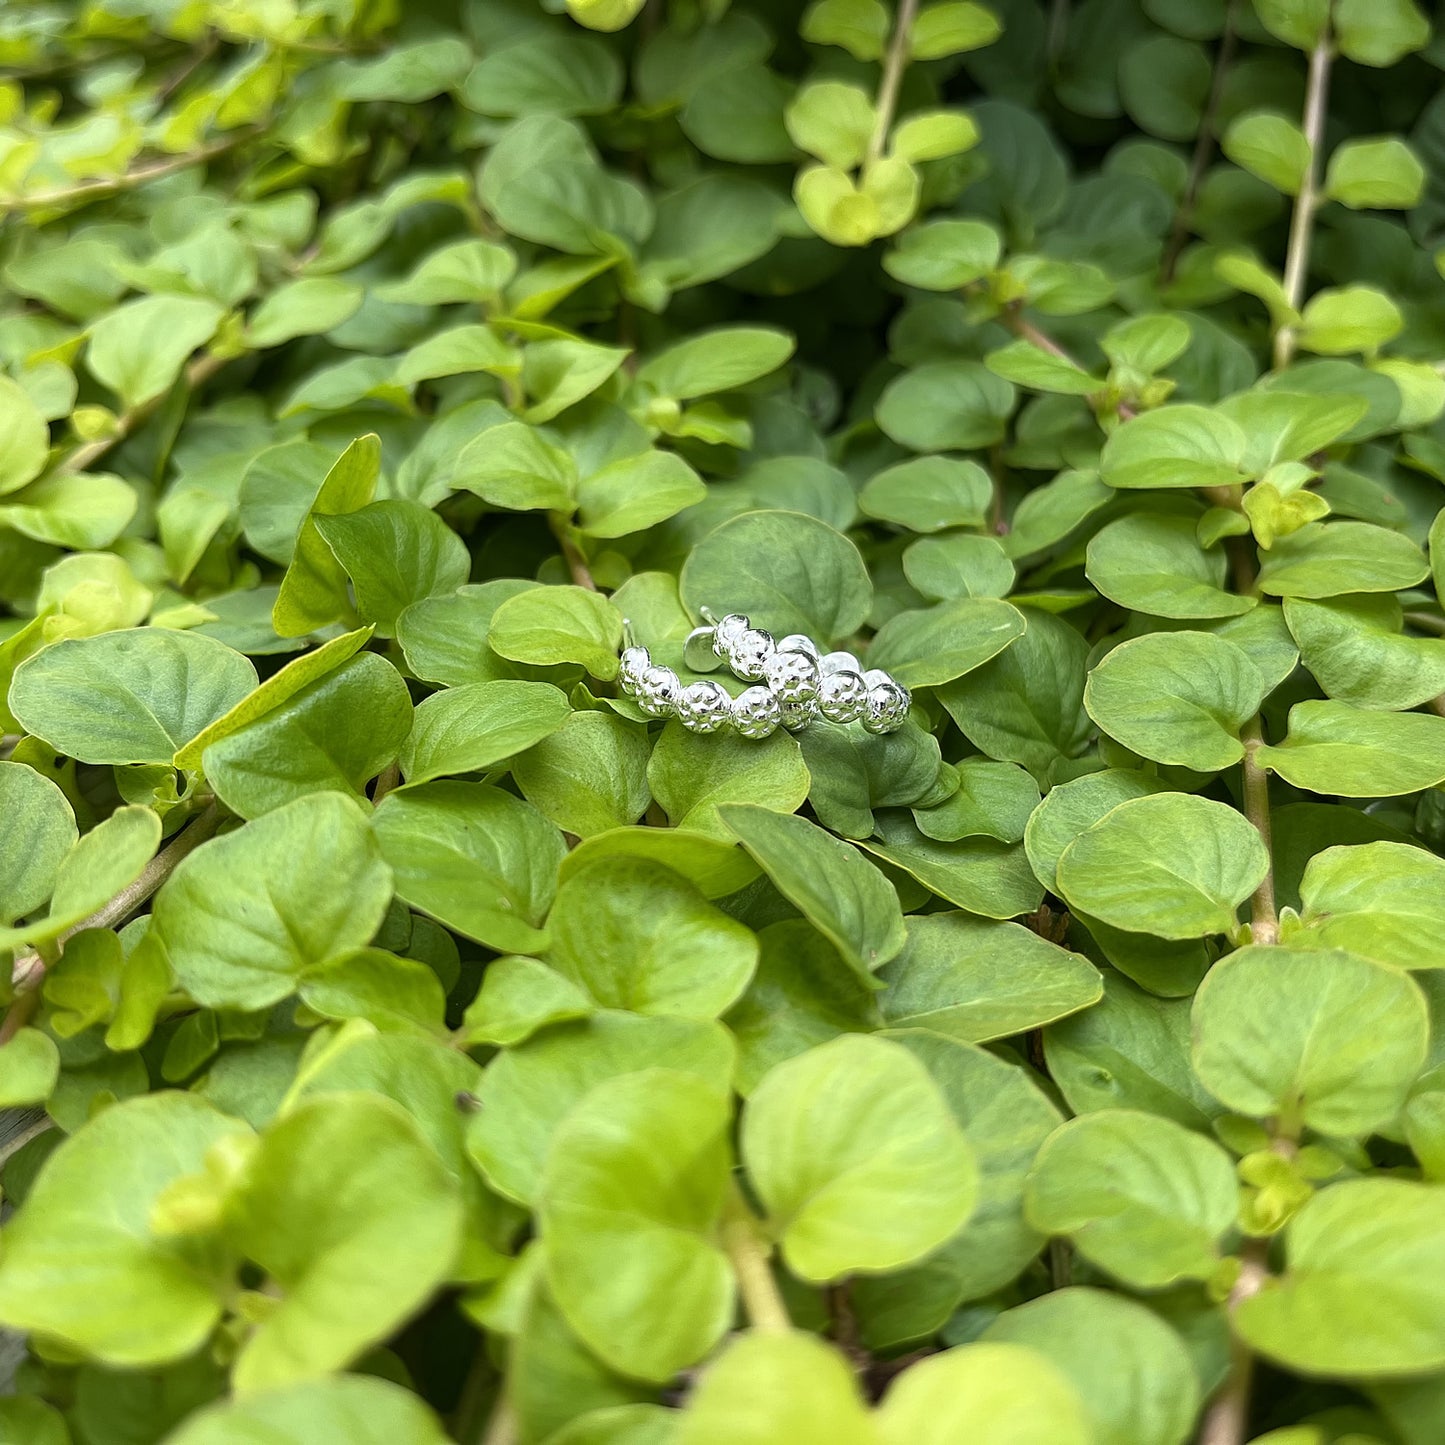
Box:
(676, 679, 733, 733)
(724, 627, 776, 682)
(636, 664, 681, 718)
(862, 678, 911, 734)
(779, 692, 821, 730)
(775, 633, 821, 661)
(820, 650, 862, 676)
(762, 649, 820, 704)
(618, 645, 650, 697)
(711, 613, 751, 654)
(818, 669, 869, 724)
(732, 685, 783, 739)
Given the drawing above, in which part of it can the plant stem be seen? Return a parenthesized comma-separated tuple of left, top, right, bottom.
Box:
(1240, 716, 1278, 946)
(7, 133, 248, 215)
(63, 351, 229, 474)
(481, 1400, 517, 1445)
(723, 1181, 791, 1334)
(1000, 309, 1136, 421)
(548, 513, 598, 592)
(1405, 610, 1445, 636)
(1198, 1235, 1271, 1445)
(1160, 1, 1238, 284)
(6, 802, 225, 998)
(1273, 35, 1333, 370)
(372, 760, 401, 804)
(867, 0, 922, 165)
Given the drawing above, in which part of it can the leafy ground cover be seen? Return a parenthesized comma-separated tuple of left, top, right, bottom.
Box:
(2, 0, 1445, 1440)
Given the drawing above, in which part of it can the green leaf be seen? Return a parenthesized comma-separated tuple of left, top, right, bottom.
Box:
(742, 1034, 978, 1281)
(981, 1288, 1201, 1445)
(876, 362, 1015, 452)
(1102, 314, 1192, 375)
(1023, 1109, 1238, 1287)
(985, 339, 1101, 395)
(514, 711, 651, 837)
(914, 758, 1039, 843)
(468, 1012, 735, 1205)
(855, 813, 1045, 920)
(648, 721, 810, 839)
(1055, 792, 1269, 939)
(373, 782, 563, 953)
(1084, 630, 1266, 770)
(152, 791, 392, 1010)
(1333, 0, 1431, 66)
(801, 719, 942, 839)
(226, 1093, 462, 1391)
(1297, 841, 1445, 969)
(9, 629, 256, 765)
(0, 762, 76, 925)
(1099, 404, 1245, 491)
(459, 956, 594, 1048)
(884, 218, 1002, 290)
(1192, 943, 1428, 1136)
(176, 626, 375, 769)
(937, 609, 1091, 775)
(1252, 0, 1329, 47)
(395, 325, 519, 385)
(721, 804, 907, 978)
(86, 296, 224, 408)
(576, 449, 706, 538)
(313, 500, 471, 636)
(454, 421, 576, 513)
(1284, 596, 1445, 709)
(0, 805, 161, 952)
(1297, 286, 1405, 357)
(461, 31, 621, 115)
(1024, 768, 1168, 894)
(489, 585, 623, 679)
(1256, 521, 1428, 598)
(637, 326, 795, 401)
(273, 436, 381, 638)
(246, 278, 363, 347)
(785, 82, 877, 169)
(0, 1028, 59, 1107)
(1222, 112, 1311, 194)
(1237, 1179, 1445, 1375)
(524, 338, 631, 423)
(203, 652, 413, 818)
(1046, 970, 1223, 1127)
(903, 533, 1016, 600)
(802, 0, 891, 60)
(866, 599, 1025, 688)
(1325, 136, 1425, 209)
(297, 947, 447, 1037)
(541, 1070, 733, 1381)
(547, 856, 757, 1017)
(859, 456, 993, 533)
(910, 2, 1004, 59)
(889, 110, 979, 164)
(377, 240, 516, 306)
(0, 373, 49, 495)
(0, 1094, 246, 1365)
(1255, 700, 1445, 796)
(680, 510, 872, 644)
(875, 1343, 1091, 1444)
(1088, 513, 1256, 618)
(400, 680, 569, 785)
(163, 1376, 451, 1445)
(878, 912, 1101, 1041)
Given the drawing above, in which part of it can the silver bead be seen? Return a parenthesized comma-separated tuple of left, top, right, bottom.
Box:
(676, 679, 733, 733)
(779, 692, 820, 730)
(862, 678, 911, 734)
(618, 645, 650, 697)
(820, 650, 862, 676)
(732, 685, 782, 739)
(636, 664, 681, 718)
(711, 613, 751, 653)
(775, 633, 821, 661)
(762, 649, 820, 705)
(723, 627, 776, 682)
(818, 669, 868, 724)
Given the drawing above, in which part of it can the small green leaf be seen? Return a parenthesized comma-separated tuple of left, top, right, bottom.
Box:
(1087, 515, 1255, 618)
(867, 598, 1025, 688)
(877, 362, 1015, 452)
(0, 1028, 60, 1107)
(1285, 596, 1445, 709)
(1297, 841, 1445, 969)
(1256, 521, 1428, 598)
(489, 585, 623, 679)
(1255, 700, 1445, 796)
(785, 82, 877, 169)
(513, 710, 652, 837)
(1222, 112, 1311, 194)
(1099, 404, 1245, 491)
(1332, 0, 1430, 66)
(541, 1070, 733, 1382)
(1055, 792, 1268, 939)
(1085, 630, 1266, 771)
(721, 804, 907, 978)
(547, 857, 758, 1017)
(1023, 1109, 1238, 1287)
(0, 762, 76, 926)
(1325, 136, 1425, 209)
(0, 373, 49, 495)
(648, 722, 810, 839)
(400, 680, 569, 785)
(743, 1034, 978, 1281)
(86, 296, 224, 408)
(1297, 286, 1404, 357)
(909, 2, 1004, 58)
(1237, 1179, 1445, 1375)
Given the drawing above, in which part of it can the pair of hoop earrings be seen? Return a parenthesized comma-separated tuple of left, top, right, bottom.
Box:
(618, 608, 911, 739)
